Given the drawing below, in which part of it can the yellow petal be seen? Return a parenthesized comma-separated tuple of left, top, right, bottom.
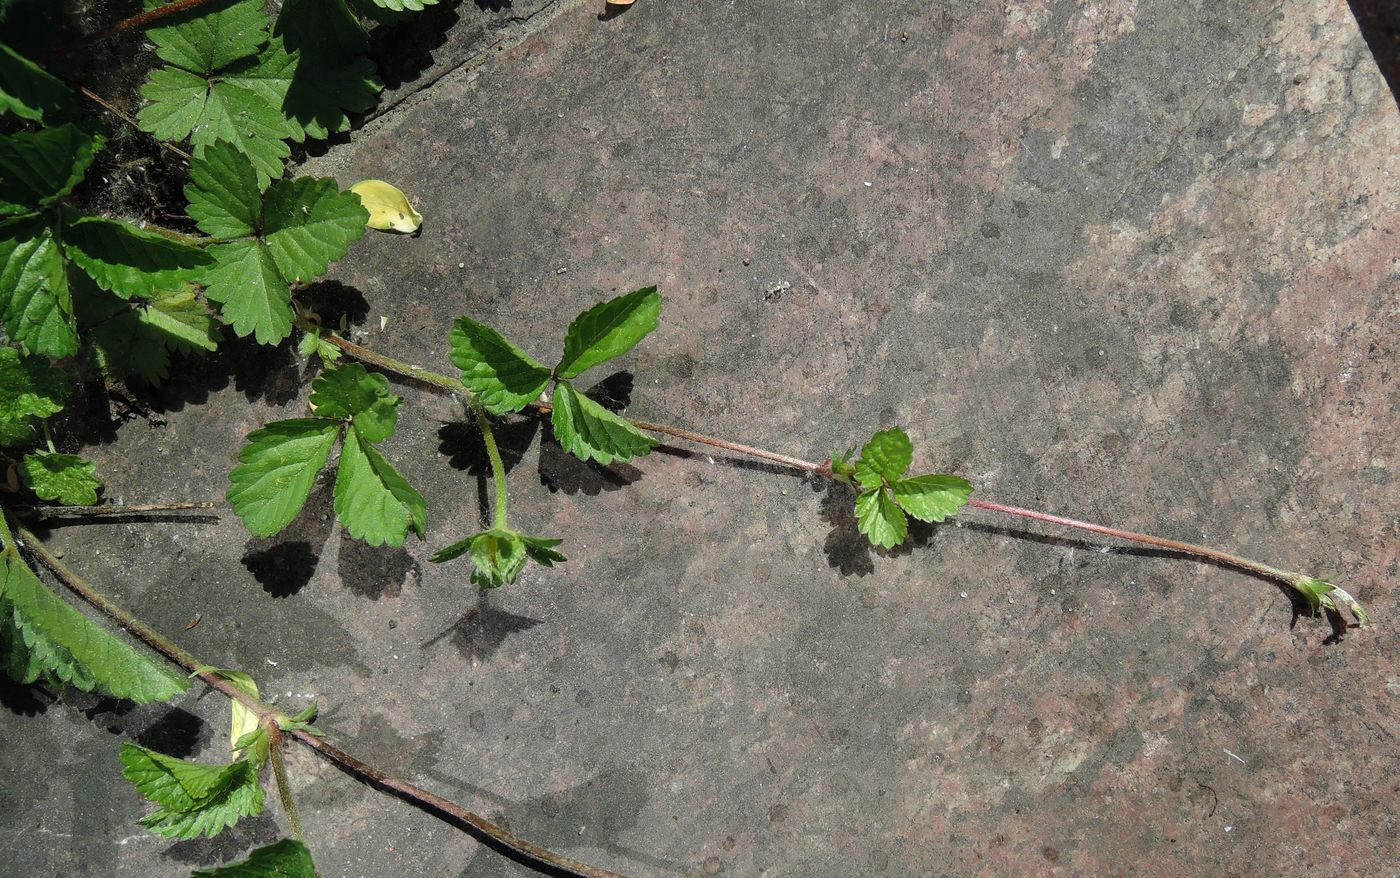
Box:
(351, 179, 423, 234)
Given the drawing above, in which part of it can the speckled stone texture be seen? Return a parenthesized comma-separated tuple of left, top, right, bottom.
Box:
(3, 1, 1397, 876)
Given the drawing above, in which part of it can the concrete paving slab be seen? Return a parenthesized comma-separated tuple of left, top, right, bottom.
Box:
(3, 1, 1397, 876)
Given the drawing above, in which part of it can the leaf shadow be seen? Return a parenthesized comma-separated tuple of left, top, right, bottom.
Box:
(337, 529, 422, 600)
(296, 279, 372, 332)
(241, 476, 337, 598)
(538, 371, 644, 495)
(369, 0, 465, 93)
(64, 691, 209, 757)
(0, 677, 54, 717)
(423, 589, 541, 666)
(160, 813, 282, 868)
(817, 481, 938, 577)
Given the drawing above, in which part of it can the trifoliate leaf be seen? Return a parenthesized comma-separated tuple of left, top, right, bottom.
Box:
(449, 316, 551, 414)
(855, 427, 913, 488)
(185, 139, 261, 238)
(19, 451, 100, 505)
(556, 286, 660, 379)
(350, 179, 422, 233)
(60, 214, 212, 300)
(0, 124, 100, 214)
(144, 0, 270, 73)
(890, 474, 971, 523)
(227, 418, 341, 537)
(262, 175, 368, 281)
(120, 744, 265, 840)
(550, 380, 657, 465)
(191, 839, 317, 878)
(521, 534, 566, 567)
(309, 363, 398, 442)
(202, 239, 291, 344)
(0, 215, 78, 357)
(430, 528, 527, 588)
(191, 665, 262, 760)
(855, 487, 907, 549)
(333, 427, 426, 547)
(0, 554, 188, 702)
(0, 41, 79, 122)
(275, 0, 382, 139)
(0, 344, 66, 439)
(138, 72, 294, 187)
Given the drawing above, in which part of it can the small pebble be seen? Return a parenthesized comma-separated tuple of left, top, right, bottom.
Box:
(742, 257, 751, 266)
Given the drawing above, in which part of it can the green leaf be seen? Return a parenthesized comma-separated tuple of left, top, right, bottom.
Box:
(556, 285, 661, 378)
(309, 363, 398, 442)
(0, 124, 100, 214)
(890, 474, 971, 523)
(61, 214, 212, 300)
(855, 427, 913, 488)
(855, 487, 907, 549)
(363, 0, 439, 11)
(262, 175, 368, 282)
(191, 839, 317, 878)
(0, 554, 188, 701)
(145, 0, 270, 73)
(0, 215, 77, 356)
(135, 66, 209, 142)
(227, 418, 341, 537)
(431, 528, 527, 588)
(0, 41, 79, 122)
(0, 595, 62, 687)
(76, 279, 218, 385)
(521, 534, 566, 567)
(19, 451, 100, 505)
(276, 0, 381, 139)
(221, 37, 300, 140)
(449, 316, 552, 414)
(185, 139, 261, 238)
(550, 380, 657, 465)
(276, 703, 323, 737)
(139, 283, 221, 353)
(0, 344, 66, 443)
(297, 327, 341, 363)
(120, 744, 265, 840)
(138, 73, 294, 186)
(333, 427, 426, 547)
(202, 239, 291, 344)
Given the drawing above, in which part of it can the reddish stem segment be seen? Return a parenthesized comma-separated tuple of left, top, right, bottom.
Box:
(46, 0, 221, 64)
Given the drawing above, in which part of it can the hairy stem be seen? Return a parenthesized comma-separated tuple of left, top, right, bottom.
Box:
(46, 0, 224, 65)
(474, 402, 510, 529)
(268, 731, 304, 842)
(12, 501, 218, 520)
(17, 526, 628, 878)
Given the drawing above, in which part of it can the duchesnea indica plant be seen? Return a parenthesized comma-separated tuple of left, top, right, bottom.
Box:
(0, 1, 1370, 877)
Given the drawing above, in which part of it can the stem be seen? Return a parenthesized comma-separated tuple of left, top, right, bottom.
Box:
(46, 0, 224, 65)
(324, 334, 465, 394)
(79, 87, 194, 162)
(16, 526, 627, 878)
(268, 731, 304, 842)
(474, 403, 510, 529)
(41, 421, 57, 454)
(13, 501, 218, 520)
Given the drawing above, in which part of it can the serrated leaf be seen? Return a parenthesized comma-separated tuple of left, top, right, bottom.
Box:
(276, 0, 381, 139)
(221, 37, 300, 140)
(139, 74, 294, 187)
(228, 418, 341, 537)
(0, 344, 66, 437)
(550, 380, 656, 465)
(0, 554, 188, 701)
(449, 316, 551, 414)
(0, 124, 100, 214)
(556, 286, 660, 379)
(0, 216, 78, 356)
(185, 139, 261, 238)
(136, 66, 210, 142)
(333, 427, 426, 547)
(309, 363, 398, 442)
(856, 427, 913, 487)
(139, 283, 221, 353)
(0, 41, 79, 122)
(19, 451, 100, 505)
(191, 839, 317, 878)
(145, 0, 269, 73)
(262, 175, 368, 281)
(75, 277, 214, 385)
(120, 744, 265, 840)
(61, 214, 212, 300)
(350, 179, 422, 233)
(890, 474, 971, 523)
(855, 487, 907, 549)
(0, 595, 65, 686)
(202, 239, 291, 344)
(521, 534, 566, 567)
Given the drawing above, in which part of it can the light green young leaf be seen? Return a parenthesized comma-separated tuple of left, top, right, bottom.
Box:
(227, 418, 341, 537)
(19, 451, 100, 505)
(449, 316, 552, 414)
(0, 41, 79, 122)
(855, 427, 913, 488)
(201, 239, 291, 344)
(556, 285, 661, 378)
(185, 139, 261, 238)
(61, 214, 212, 300)
(144, 0, 270, 73)
(297, 327, 342, 363)
(309, 363, 399, 442)
(276, 703, 323, 737)
(120, 744, 265, 840)
(0, 215, 78, 357)
(550, 380, 657, 465)
(0, 124, 100, 214)
(0, 555, 188, 702)
(192, 665, 262, 759)
(890, 474, 971, 523)
(431, 528, 527, 588)
(0, 344, 66, 432)
(334, 427, 426, 547)
(262, 175, 368, 281)
(191, 839, 317, 878)
(855, 487, 907, 550)
(138, 283, 221, 353)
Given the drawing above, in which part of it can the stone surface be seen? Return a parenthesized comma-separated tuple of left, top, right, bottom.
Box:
(3, 1, 1398, 876)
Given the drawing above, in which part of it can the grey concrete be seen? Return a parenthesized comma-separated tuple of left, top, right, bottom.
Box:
(4, 1, 1398, 876)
